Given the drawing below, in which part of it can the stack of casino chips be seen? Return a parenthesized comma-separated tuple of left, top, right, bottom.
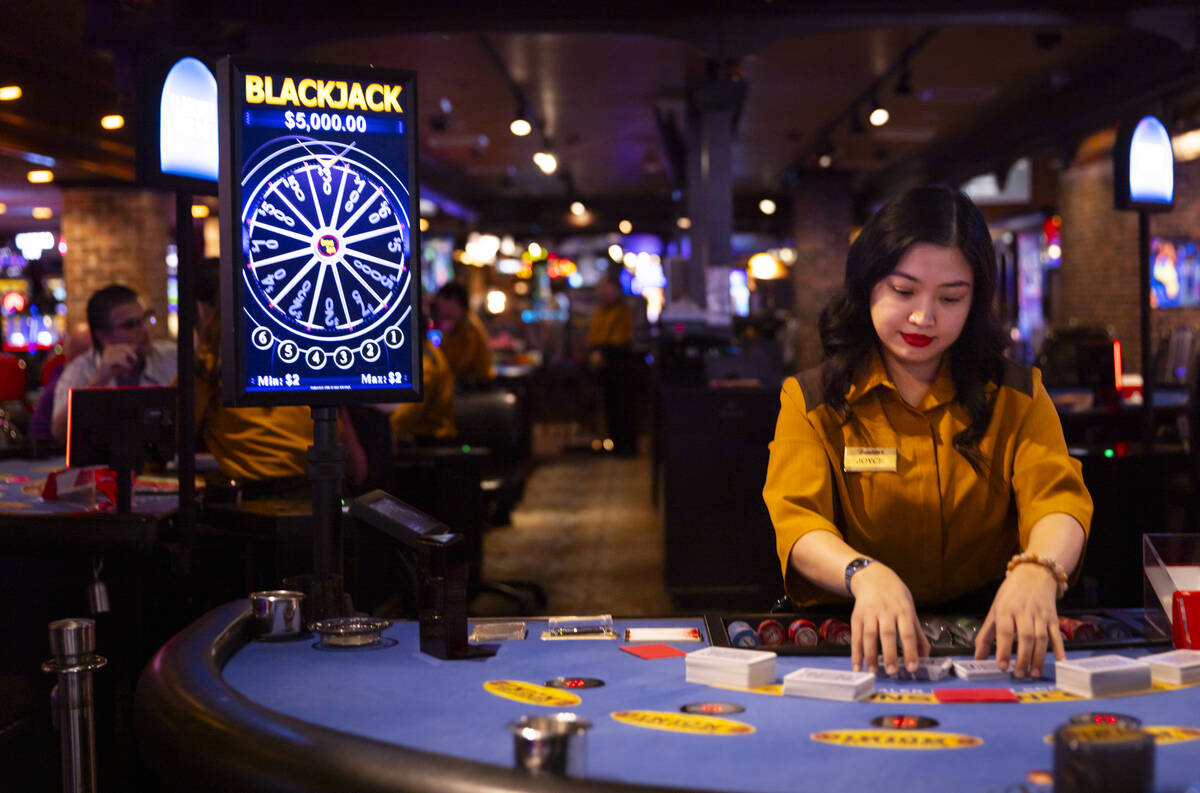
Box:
(818, 618, 850, 646)
(727, 618, 829, 649)
(787, 618, 819, 647)
(755, 619, 786, 647)
(1059, 616, 1103, 643)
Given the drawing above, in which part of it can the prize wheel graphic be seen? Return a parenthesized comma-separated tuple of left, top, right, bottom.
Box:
(241, 137, 411, 369)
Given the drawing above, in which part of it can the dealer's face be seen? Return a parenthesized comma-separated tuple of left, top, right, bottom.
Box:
(869, 243, 973, 379)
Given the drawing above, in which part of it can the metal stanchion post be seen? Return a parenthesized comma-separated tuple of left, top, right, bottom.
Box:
(42, 618, 107, 793)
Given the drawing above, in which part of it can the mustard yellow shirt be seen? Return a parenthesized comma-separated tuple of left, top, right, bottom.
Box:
(440, 312, 493, 381)
(763, 352, 1093, 606)
(390, 341, 456, 440)
(587, 301, 632, 347)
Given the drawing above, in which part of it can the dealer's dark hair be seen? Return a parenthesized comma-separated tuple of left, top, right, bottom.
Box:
(196, 257, 221, 308)
(86, 283, 140, 351)
(435, 281, 469, 310)
(818, 184, 1007, 471)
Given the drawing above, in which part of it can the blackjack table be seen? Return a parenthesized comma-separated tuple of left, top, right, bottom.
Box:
(136, 601, 1200, 793)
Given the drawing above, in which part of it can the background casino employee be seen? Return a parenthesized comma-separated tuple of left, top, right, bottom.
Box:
(51, 284, 177, 443)
(433, 281, 493, 385)
(762, 185, 1092, 682)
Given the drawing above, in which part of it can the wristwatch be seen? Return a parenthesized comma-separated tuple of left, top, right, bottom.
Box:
(844, 557, 874, 596)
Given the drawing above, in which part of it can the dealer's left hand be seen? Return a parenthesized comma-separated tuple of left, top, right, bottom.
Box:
(973, 563, 1064, 679)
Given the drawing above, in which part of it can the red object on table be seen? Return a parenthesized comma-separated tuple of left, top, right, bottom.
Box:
(620, 644, 686, 659)
(1172, 590, 1200, 649)
(932, 688, 1019, 703)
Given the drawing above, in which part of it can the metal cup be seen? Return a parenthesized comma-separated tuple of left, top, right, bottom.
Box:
(250, 590, 305, 639)
(508, 713, 592, 776)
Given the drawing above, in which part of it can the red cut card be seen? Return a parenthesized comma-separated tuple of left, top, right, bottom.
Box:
(933, 688, 1018, 703)
(619, 643, 687, 659)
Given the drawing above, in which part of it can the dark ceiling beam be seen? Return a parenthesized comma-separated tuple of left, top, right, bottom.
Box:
(857, 37, 1200, 208)
(97, 1, 1182, 60)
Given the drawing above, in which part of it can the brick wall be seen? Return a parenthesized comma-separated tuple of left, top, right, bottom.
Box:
(789, 172, 852, 372)
(61, 188, 172, 339)
(1057, 154, 1200, 373)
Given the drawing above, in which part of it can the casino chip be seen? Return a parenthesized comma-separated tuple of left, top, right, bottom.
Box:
(756, 619, 785, 647)
(787, 618, 819, 647)
(726, 620, 761, 648)
(819, 618, 850, 646)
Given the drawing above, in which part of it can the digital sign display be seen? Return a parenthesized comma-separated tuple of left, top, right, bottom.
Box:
(217, 58, 421, 406)
(136, 54, 219, 194)
(1114, 114, 1174, 213)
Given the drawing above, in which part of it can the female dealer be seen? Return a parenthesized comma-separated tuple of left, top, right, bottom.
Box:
(763, 185, 1092, 681)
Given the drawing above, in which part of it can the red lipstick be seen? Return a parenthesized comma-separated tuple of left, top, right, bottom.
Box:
(901, 333, 933, 348)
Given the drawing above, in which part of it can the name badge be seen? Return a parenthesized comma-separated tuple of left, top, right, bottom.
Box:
(843, 447, 897, 472)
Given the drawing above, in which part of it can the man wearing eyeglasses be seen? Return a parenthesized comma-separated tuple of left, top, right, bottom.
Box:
(51, 284, 178, 443)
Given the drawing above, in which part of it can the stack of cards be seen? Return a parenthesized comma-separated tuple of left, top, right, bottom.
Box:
(685, 646, 776, 688)
(782, 668, 875, 701)
(1143, 649, 1200, 685)
(952, 659, 1015, 681)
(877, 657, 952, 681)
(1054, 655, 1152, 698)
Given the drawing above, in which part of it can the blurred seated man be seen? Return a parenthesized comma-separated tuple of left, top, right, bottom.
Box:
(28, 323, 91, 445)
(433, 281, 493, 385)
(386, 337, 456, 446)
(51, 284, 177, 443)
(193, 258, 366, 490)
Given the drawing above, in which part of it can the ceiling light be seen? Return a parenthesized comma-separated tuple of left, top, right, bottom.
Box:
(32, 207, 53, 219)
(818, 153, 834, 168)
(676, 216, 692, 230)
(0, 203, 6, 214)
(510, 118, 532, 137)
(486, 290, 506, 314)
(419, 218, 430, 232)
(608, 244, 623, 262)
(190, 204, 210, 219)
(27, 170, 53, 183)
(0, 85, 21, 101)
(528, 242, 544, 258)
(759, 199, 777, 216)
(618, 219, 632, 234)
(1172, 128, 1200, 162)
(100, 114, 125, 130)
(533, 151, 557, 174)
(570, 201, 586, 216)
(748, 252, 784, 280)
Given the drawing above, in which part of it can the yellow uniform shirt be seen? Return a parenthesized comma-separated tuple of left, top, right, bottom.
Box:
(390, 341, 456, 440)
(763, 352, 1093, 606)
(194, 349, 312, 481)
(587, 301, 632, 347)
(440, 312, 493, 382)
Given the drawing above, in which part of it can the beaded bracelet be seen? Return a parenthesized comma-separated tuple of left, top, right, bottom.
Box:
(1006, 552, 1068, 599)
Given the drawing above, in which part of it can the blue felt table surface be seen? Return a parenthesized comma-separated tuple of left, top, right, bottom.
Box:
(222, 619, 1200, 793)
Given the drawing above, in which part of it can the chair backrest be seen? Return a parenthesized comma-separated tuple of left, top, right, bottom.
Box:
(40, 352, 66, 387)
(453, 388, 526, 468)
(0, 355, 27, 402)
